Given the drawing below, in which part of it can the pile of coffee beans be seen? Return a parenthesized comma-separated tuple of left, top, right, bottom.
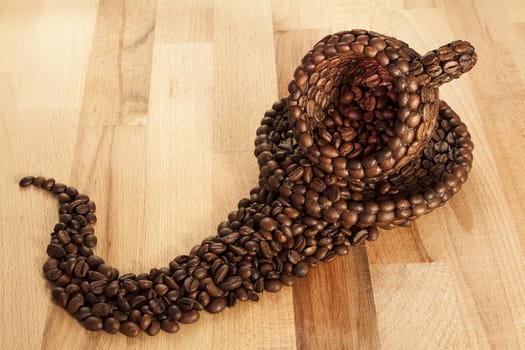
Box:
(19, 29, 476, 337)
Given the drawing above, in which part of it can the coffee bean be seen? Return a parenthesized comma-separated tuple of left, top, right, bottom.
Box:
(167, 305, 182, 321)
(293, 262, 310, 277)
(33, 176, 45, 187)
(177, 297, 194, 312)
(350, 229, 368, 245)
(52, 183, 66, 193)
(67, 295, 84, 314)
(264, 279, 282, 292)
(84, 316, 103, 331)
(121, 322, 140, 337)
(179, 310, 200, 324)
(219, 276, 242, 291)
(92, 303, 112, 318)
(213, 264, 229, 284)
(103, 317, 120, 334)
(19, 176, 34, 187)
(260, 217, 278, 231)
(247, 291, 259, 302)
(47, 243, 66, 259)
(161, 319, 180, 333)
(206, 283, 224, 298)
(206, 297, 227, 314)
(43, 178, 55, 191)
(147, 320, 161, 336)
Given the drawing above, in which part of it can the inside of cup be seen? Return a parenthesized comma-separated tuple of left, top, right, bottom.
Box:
(288, 31, 440, 182)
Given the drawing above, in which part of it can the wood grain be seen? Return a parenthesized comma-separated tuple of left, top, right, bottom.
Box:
(2, 0, 525, 349)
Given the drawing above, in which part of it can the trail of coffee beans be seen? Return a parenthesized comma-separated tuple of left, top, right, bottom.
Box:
(19, 30, 474, 337)
(18, 99, 471, 337)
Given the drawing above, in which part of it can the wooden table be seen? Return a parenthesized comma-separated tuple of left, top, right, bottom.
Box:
(2, 0, 525, 348)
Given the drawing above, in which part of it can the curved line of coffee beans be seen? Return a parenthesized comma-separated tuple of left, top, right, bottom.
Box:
(19, 97, 472, 337)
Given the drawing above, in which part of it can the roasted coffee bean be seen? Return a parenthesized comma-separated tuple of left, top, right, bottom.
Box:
(92, 303, 113, 318)
(264, 279, 282, 292)
(43, 178, 55, 191)
(67, 295, 84, 314)
(19, 176, 34, 187)
(84, 316, 103, 331)
(121, 322, 140, 337)
(74, 307, 92, 321)
(47, 243, 66, 259)
(177, 297, 194, 312)
(247, 291, 259, 302)
(280, 274, 295, 286)
(219, 276, 242, 291)
(103, 317, 120, 334)
(350, 229, 369, 245)
(206, 297, 227, 314)
(206, 283, 224, 298)
(213, 264, 229, 284)
(161, 319, 180, 333)
(166, 305, 182, 321)
(32, 176, 46, 187)
(179, 310, 200, 324)
(147, 320, 161, 336)
(293, 262, 310, 278)
(259, 217, 278, 231)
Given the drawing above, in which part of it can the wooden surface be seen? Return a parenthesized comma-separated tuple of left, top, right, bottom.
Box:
(2, 0, 525, 349)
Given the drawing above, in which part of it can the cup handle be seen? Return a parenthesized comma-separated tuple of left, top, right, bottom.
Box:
(410, 40, 477, 88)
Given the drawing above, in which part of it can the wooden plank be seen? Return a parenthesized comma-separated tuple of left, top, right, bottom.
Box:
(273, 28, 329, 97)
(0, 2, 99, 349)
(293, 247, 381, 349)
(155, 0, 214, 43)
(78, 0, 157, 127)
(371, 262, 472, 349)
(213, 0, 278, 153)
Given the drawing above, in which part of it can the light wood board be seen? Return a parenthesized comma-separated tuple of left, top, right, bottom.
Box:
(2, 0, 525, 348)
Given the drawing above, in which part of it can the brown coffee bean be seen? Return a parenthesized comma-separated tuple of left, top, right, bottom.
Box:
(350, 229, 368, 245)
(121, 322, 140, 337)
(179, 310, 200, 324)
(67, 295, 84, 314)
(74, 307, 92, 321)
(280, 274, 295, 286)
(92, 302, 112, 318)
(366, 226, 379, 241)
(19, 176, 34, 187)
(160, 319, 179, 333)
(206, 283, 224, 298)
(247, 291, 259, 302)
(52, 183, 66, 193)
(43, 178, 55, 191)
(293, 262, 310, 277)
(219, 276, 242, 291)
(75, 204, 89, 215)
(147, 320, 161, 336)
(287, 250, 301, 264)
(206, 297, 227, 314)
(84, 316, 103, 331)
(177, 297, 194, 312)
(264, 279, 282, 292)
(103, 317, 120, 334)
(260, 217, 278, 231)
(47, 243, 66, 259)
(320, 145, 339, 158)
(214, 264, 229, 284)
(167, 305, 182, 321)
